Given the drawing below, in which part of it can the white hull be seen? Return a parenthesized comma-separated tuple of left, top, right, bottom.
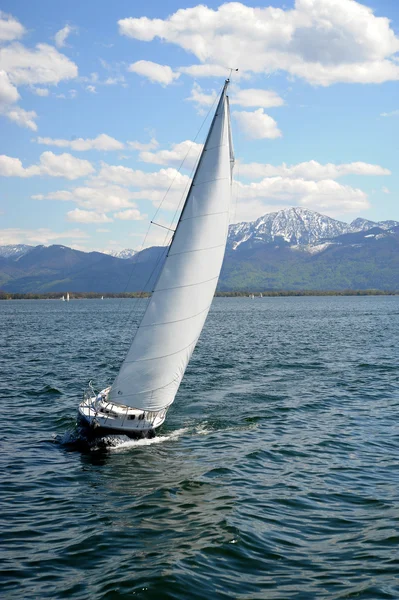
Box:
(78, 387, 168, 436)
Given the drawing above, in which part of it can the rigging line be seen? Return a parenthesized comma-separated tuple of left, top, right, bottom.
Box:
(150, 84, 223, 225)
(116, 86, 223, 331)
(166, 80, 229, 254)
(232, 161, 240, 225)
(116, 81, 229, 366)
(123, 106, 227, 334)
(122, 242, 170, 331)
(122, 155, 198, 331)
(121, 90, 221, 334)
(150, 221, 175, 232)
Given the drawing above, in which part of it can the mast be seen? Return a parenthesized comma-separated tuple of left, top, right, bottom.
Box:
(109, 81, 234, 411)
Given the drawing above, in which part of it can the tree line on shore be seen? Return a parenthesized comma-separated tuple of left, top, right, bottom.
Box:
(0, 290, 398, 300)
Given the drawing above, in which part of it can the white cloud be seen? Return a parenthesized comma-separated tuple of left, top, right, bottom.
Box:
(34, 184, 143, 212)
(187, 83, 284, 111)
(36, 184, 148, 222)
(37, 133, 124, 152)
(104, 76, 125, 85)
(179, 64, 232, 78)
(118, 1, 399, 86)
(0, 17, 78, 131)
(187, 82, 217, 108)
(231, 88, 284, 108)
(39, 152, 94, 179)
(380, 109, 399, 117)
(0, 70, 38, 129)
(0, 42, 78, 86)
(6, 106, 37, 130)
(139, 140, 203, 170)
(54, 25, 76, 48)
(32, 87, 49, 97)
(128, 60, 180, 85)
(114, 208, 146, 221)
(81, 72, 98, 84)
(0, 69, 19, 103)
(86, 85, 96, 93)
(233, 109, 282, 139)
(86, 164, 191, 211)
(0, 227, 88, 245)
(0, 11, 25, 43)
(127, 138, 159, 151)
(234, 176, 369, 220)
(382, 186, 390, 194)
(96, 163, 190, 190)
(0, 151, 94, 179)
(67, 208, 113, 223)
(239, 160, 391, 180)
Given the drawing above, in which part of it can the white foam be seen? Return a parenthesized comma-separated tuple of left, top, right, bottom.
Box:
(109, 427, 188, 452)
(195, 424, 213, 436)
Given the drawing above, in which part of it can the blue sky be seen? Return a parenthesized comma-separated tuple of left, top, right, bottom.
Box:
(0, 0, 397, 252)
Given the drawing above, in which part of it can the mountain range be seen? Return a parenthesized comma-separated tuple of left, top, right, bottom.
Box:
(1, 208, 398, 293)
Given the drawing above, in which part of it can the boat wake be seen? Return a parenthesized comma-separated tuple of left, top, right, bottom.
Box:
(55, 425, 188, 453)
(110, 427, 188, 452)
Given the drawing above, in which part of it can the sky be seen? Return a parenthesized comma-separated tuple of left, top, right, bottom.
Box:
(0, 0, 398, 253)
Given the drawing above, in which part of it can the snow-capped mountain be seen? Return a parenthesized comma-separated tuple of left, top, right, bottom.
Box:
(227, 208, 399, 250)
(349, 218, 380, 232)
(101, 249, 137, 260)
(349, 218, 398, 232)
(0, 244, 34, 259)
(1, 209, 398, 264)
(228, 208, 350, 249)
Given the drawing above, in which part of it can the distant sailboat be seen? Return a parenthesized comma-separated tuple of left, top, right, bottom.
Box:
(66, 292, 70, 302)
(78, 79, 235, 437)
(101, 296, 104, 300)
(61, 295, 65, 301)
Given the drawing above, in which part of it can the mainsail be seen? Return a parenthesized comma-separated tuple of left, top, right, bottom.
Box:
(109, 81, 234, 411)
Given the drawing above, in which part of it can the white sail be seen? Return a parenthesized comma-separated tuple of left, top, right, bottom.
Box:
(109, 82, 234, 411)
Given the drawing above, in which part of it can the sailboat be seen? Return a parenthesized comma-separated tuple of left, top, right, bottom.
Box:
(61, 295, 65, 301)
(78, 79, 235, 437)
(66, 292, 70, 302)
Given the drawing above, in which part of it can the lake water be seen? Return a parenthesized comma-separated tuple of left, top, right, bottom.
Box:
(1, 296, 399, 599)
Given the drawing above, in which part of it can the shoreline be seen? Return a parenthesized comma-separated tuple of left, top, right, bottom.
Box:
(1, 290, 398, 300)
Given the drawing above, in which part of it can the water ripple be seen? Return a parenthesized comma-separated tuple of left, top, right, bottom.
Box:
(1, 296, 399, 599)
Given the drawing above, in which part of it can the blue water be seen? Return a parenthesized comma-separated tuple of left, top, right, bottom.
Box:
(1, 296, 399, 599)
